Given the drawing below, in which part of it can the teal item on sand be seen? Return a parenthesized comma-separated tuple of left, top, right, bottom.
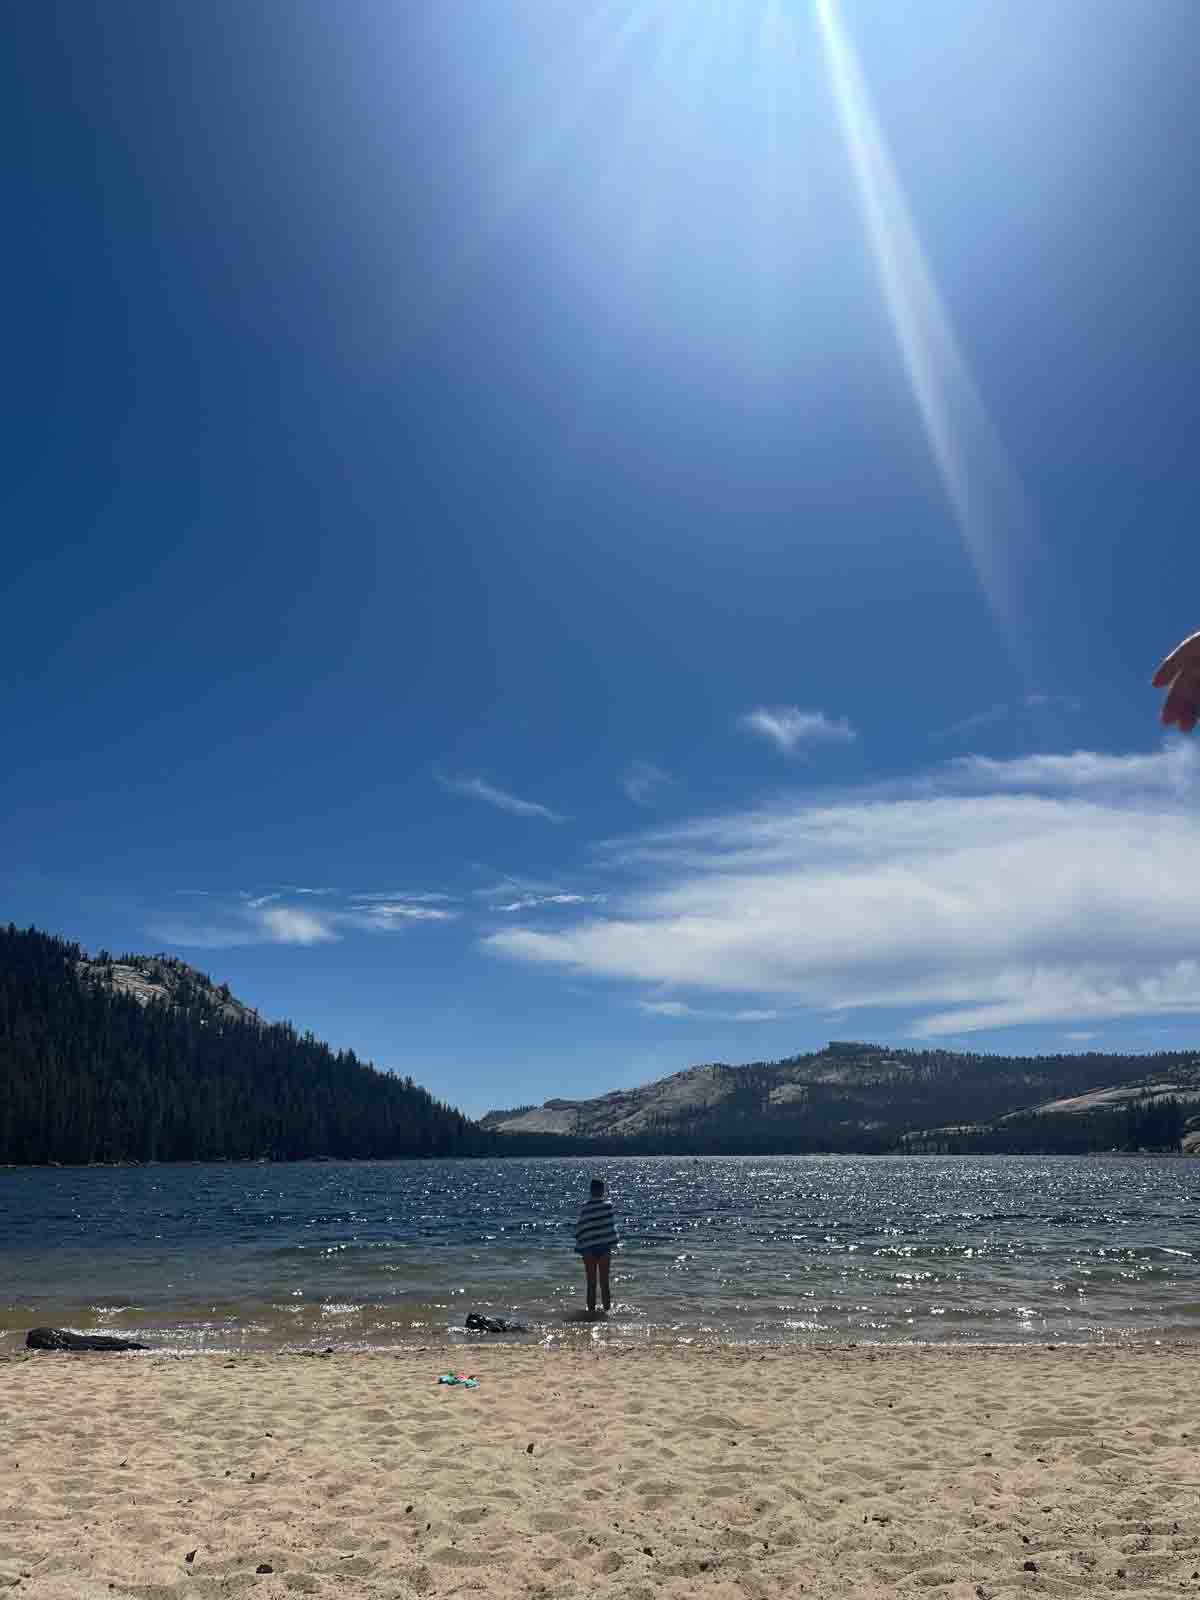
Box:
(437, 1371, 479, 1388)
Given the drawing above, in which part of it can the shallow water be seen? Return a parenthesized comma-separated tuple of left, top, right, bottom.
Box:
(2, 1155, 1198, 1351)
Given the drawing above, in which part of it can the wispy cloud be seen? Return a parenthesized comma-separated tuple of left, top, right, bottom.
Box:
(622, 761, 671, 806)
(471, 872, 604, 913)
(344, 902, 457, 928)
(148, 922, 258, 950)
(1025, 693, 1082, 712)
(485, 743, 1200, 1038)
(472, 874, 557, 899)
(740, 706, 856, 755)
(350, 891, 457, 904)
(638, 1000, 782, 1022)
(151, 888, 458, 948)
(935, 704, 1011, 740)
(495, 892, 604, 913)
(936, 694, 1082, 740)
(436, 772, 564, 822)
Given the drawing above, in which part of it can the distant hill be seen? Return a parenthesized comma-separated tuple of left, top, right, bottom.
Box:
(483, 1039, 1200, 1156)
(0, 924, 487, 1165)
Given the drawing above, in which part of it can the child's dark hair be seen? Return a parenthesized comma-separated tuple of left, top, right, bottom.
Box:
(590, 1177, 605, 1196)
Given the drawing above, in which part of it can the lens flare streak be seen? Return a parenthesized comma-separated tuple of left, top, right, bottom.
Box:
(814, 0, 1034, 640)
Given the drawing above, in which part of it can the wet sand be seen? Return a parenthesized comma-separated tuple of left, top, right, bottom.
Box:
(2, 1342, 1199, 1598)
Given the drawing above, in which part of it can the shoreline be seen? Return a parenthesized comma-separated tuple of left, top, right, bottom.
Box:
(4, 1342, 1199, 1598)
(7, 1336, 1200, 1360)
(8, 1331, 1200, 1359)
(8, 1313, 1200, 1358)
(4, 1147, 1198, 1168)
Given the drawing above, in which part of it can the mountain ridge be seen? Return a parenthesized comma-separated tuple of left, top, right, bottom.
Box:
(483, 1039, 1200, 1155)
(7, 923, 1200, 1161)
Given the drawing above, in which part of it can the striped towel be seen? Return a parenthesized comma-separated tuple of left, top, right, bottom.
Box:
(575, 1197, 619, 1255)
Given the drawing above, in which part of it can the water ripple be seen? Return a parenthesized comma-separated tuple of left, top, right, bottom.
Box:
(1, 1154, 1198, 1350)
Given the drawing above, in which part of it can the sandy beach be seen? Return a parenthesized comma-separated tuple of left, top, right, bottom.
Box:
(2, 1342, 1199, 1599)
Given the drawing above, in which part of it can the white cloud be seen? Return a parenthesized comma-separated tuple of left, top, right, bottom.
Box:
(622, 761, 671, 805)
(947, 745, 1198, 796)
(740, 706, 856, 755)
(152, 904, 339, 948)
(256, 907, 339, 945)
(436, 772, 564, 822)
(912, 964, 1200, 1037)
(485, 744, 1200, 1038)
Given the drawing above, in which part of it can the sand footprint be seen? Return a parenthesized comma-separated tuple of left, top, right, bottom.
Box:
(453, 1505, 492, 1525)
(429, 1545, 499, 1567)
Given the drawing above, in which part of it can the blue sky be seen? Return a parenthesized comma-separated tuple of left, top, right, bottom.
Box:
(3, 0, 1199, 1117)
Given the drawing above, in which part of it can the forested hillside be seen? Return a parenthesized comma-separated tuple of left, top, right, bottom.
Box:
(0, 925, 485, 1164)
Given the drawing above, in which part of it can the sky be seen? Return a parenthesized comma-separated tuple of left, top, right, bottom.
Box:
(3, 0, 1200, 1117)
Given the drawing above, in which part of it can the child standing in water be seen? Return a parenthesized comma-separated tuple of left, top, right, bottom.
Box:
(575, 1177, 619, 1316)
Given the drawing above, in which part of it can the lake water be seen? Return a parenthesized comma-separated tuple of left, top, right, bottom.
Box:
(2, 1155, 1199, 1352)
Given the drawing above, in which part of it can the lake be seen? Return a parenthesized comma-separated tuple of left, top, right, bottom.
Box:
(2, 1155, 1198, 1351)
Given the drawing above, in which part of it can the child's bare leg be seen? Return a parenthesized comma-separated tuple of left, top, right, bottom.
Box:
(584, 1255, 598, 1314)
(598, 1255, 611, 1312)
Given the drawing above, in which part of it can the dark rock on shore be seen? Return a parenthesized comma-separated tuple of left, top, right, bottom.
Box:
(26, 1326, 147, 1352)
(465, 1313, 527, 1334)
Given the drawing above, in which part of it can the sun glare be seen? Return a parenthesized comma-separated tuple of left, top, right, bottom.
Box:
(420, 0, 1037, 649)
(814, 0, 1035, 650)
